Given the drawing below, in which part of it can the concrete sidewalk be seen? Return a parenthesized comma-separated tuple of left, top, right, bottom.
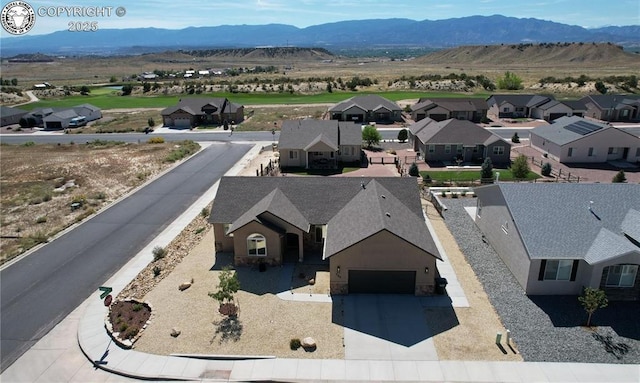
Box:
(2, 142, 639, 382)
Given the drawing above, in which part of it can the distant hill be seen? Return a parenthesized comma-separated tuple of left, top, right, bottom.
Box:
(414, 42, 640, 66)
(1, 15, 638, 56)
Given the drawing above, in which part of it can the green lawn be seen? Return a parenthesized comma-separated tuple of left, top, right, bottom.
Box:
(22, 89, 491, 111)
(420, 169, 540, 183)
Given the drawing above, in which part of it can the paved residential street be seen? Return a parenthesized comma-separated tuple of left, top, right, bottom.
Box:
(0, 142, 251, 372)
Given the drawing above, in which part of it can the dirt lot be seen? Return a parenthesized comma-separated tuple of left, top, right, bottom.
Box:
(0, 140, 195, 264)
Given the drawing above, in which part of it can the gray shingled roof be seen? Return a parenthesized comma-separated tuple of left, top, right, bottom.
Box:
(410, 118, 509, 147)
(622, 209, 640, 243)
(530, 116, 613, 145)
(211, 177, 423, 227)
(324, 180, 440, 259)
(0, 106, 28, 117)
(329, 95, 401, 113)
(474, 183, 640, 263)
(488, 94, 554, 108)
(413, 98, 482, 113)
(161, 97, 241, 116)
(229, 188, 309, 234)
(581, 94, 640, 109)
(43, 109, 78, 121)
(278, 120, 360, 150)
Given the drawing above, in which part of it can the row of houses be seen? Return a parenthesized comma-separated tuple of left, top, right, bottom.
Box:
(1, 104, 102, 129)
(209, 175, 640, 300)
(160, 93, 640, 129)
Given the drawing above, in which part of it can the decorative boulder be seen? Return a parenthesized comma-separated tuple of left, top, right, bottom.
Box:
(178, 282, 192, 291)
(301, 337, 316, 350)
(170, 328, 181, 337)
(308, 278, 315, 285)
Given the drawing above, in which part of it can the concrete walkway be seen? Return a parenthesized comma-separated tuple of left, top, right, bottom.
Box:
(2, 143, 639, 382)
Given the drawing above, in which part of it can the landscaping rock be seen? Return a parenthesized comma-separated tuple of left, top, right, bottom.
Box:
(308, 278, 315, 285)
(170, 328, 181, 337)
(178, 282, 192, 291)
(301, 337, 316, 350)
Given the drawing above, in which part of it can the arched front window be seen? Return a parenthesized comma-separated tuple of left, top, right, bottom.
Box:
(247, 233, 267, 256)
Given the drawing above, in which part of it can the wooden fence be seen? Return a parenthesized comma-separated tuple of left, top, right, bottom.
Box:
(529, 156, 580, 183)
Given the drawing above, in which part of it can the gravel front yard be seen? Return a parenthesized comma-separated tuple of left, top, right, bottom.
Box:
(442, 197, 640, 364)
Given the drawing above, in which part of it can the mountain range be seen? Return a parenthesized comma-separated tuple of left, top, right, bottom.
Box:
(1, 15, 638, 57)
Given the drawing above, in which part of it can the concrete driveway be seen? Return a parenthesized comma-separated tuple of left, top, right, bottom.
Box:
(341, 295, 438, 361)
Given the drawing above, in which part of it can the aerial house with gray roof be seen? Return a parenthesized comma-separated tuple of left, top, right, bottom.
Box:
(530, 116, 640, 164)
(210, 177, 441, 295)
(278, 119, 362, 169)
(474, 183, 640, 300)
(161, 97, 243, 128)
(329, 95, 403, 124)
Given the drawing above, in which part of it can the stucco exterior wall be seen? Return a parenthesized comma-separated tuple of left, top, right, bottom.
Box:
(213, 223, 234, 253)
(530, 133, 563, 162)
(232, 221, 283, 266)
(338, 145, 361, 162)
(526, 259, 585, 295)
(328, 230, 438, 296)
(279, 149, 303, 168)
(537, 128, 640, 163)
(474, 194, 532, 291)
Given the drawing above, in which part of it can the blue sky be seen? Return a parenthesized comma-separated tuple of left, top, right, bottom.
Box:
(3, 0, 639, 36)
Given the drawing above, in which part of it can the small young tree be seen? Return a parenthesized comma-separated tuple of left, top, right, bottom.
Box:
(578, 287, 608, 327)
(79, 85, 90, 95)
(209, 266, 240, 310)
(147, 117, 155, 128)
(481, 157, 493, 179)
(612, 170, 627, 183)
(408, 162, 419, 177)
(397, 128, 408, 143)
(511, 132, 520, 143)
(497, 71, 523, 90)
(121, 84, 133, 96)
(511, 154, 530, 179)
(362, 125, 382, 148)
(541, 162, 552, 176)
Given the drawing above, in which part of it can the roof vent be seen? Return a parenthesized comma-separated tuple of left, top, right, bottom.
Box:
(361, 181, 366, 189)
(385, 212, 391, 217)
(381, 195, 386, 199)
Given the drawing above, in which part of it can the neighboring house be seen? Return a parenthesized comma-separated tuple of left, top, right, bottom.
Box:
(529, 99, 586, 122)
(26, 103, 102, 129)
(408, 118, 511, 164)
(580, 94, 640, 122)
(161, 97, 244, 128)
(0, 105, 28, 126)
(210, 177, 442, 295)
(329, 95, 403, 124)
(278, 120, 361, 169)
(530, 116, 640, 163)
(474, 183, 640, 300)
(487, 94, 553, 118)
(410, 97, 488, 122)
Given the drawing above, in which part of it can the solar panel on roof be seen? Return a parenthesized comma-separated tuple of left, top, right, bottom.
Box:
(564, 120, 604, 136)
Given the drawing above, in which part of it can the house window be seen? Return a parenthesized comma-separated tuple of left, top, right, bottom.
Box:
(247, 233, 267, 256)
(457, 145, 462, 153)
(567, 147, 573, 157)
(515, 107, 524, 112)
(544, 260, 574, 281)
(588, 147, 594, 157)
(606, 265, 638, 287)
(428, 144, 435, 153)
(493, 146, 505, 155)
(608, 147, 618, 155)
(503, 107, 510, 113)
(636, 148, 640, 157)
(289, 151, 297, 159)
(330, 152, 334, 158)
(445, 145, 451, 154)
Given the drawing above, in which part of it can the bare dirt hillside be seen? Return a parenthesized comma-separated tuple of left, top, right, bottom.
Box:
(415, 42, 640, 67)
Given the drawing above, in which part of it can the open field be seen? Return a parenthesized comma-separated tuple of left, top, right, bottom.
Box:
(0, 140, 198, 265)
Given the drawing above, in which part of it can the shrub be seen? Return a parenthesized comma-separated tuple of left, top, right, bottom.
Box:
(612, 170, 627, 183)
(36, 216, 47, 224)
(408, 162, 419, 177)
(200, 207, 209, 218)
(541, 162, 552, 176)
(23, 141, 35, 147)
(481, 157, 493, 179)
(132, 303, 143, 312)
(153, 265, 161, 276)
(71, 194, 87, 206)
(152, 246, 167, 261)
(397, 128, 408, 143)
(147, 117, 155, 127)
(148, 137, 165, 144)
(511, 132, 520, 143)
(290, 338, 301, 350)
(423, 174, 432, 184)
(510, 154, 531, 179)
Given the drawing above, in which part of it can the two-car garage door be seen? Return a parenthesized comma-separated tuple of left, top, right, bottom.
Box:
(348, 270, 416, 294)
